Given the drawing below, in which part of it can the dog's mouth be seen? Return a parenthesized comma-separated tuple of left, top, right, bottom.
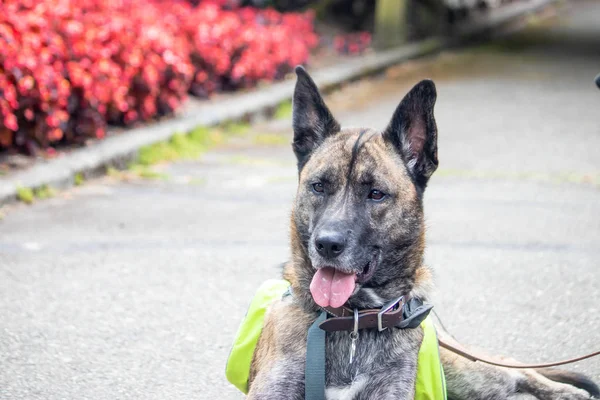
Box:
(309, 253, 378, 308)
(357, 255, 378, 283)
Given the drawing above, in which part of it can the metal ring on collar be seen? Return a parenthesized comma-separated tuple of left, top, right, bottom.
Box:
(350, 308, 359, 339)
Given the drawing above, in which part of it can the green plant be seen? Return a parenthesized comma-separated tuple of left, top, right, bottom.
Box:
(128, 165, 169, 180)
(16, 186, 34, 204)
(34, 185, 57, 199)
(220, 121, 250, 135)
(74, 173, 85, 186)
(137, 126, 225, 166)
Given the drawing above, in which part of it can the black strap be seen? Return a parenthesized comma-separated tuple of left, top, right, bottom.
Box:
(397, 298, 433, 329)
(305, 311, 327, 400)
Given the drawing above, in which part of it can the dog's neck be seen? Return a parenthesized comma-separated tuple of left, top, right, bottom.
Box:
(284, 223, 432, 312)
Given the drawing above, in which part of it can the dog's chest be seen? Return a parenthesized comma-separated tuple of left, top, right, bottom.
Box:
(325, 375, 368, 400)
(323, 328, 421, 399)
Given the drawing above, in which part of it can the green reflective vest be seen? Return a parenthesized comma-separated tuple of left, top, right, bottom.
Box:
(226, 279, 447, 399)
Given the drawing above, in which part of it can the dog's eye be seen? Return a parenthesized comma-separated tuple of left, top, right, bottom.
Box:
(312, 182, 324, 193)
(368, 189, 386, 201)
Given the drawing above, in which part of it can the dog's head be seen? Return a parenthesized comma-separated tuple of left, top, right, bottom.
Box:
(285, 66, 438, 310)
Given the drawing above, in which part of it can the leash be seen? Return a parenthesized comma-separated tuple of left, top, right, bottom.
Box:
(437, 334, 600, 369)
(431, 310, 600, 369)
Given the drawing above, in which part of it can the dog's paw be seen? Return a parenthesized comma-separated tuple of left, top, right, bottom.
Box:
(519, 369, 598, 400)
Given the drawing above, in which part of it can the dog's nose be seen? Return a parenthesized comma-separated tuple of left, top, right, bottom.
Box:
(315, 231, 346, 259)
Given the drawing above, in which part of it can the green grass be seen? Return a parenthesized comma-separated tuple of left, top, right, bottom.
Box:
(106, 166, 121, 177)
(16, 186, 34, 204)
(274, 100, 292, 119)
(8, 122, 255, 203)
(113, 125, 235, 180)
(74, 173, 85, 186)
(106, 165, 169, 181)
(220, 121, 250, 135)
(109, 125, 233, 181)
(34, 185, 56, 200)
(136, 126, 223, 166)
(128, 165, 169, 180)
(11, 121, 257, 201)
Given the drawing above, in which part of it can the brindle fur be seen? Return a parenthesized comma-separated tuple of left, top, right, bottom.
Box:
(247, 66, 599, 400)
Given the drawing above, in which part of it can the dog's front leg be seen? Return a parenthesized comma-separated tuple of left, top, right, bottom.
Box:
(247, 357, 305, 400)
(248, 298, 314, 400)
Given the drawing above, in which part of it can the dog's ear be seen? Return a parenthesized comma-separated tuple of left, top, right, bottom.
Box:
(383, 79, 438, 190)
(292, 66, 340, 170)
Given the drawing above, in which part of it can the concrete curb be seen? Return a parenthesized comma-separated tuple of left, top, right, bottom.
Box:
(0, 0, 557, 205)
(456, 0, 560, 37)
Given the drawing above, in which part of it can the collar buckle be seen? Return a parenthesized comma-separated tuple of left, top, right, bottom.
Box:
(377, 295, 405, 332)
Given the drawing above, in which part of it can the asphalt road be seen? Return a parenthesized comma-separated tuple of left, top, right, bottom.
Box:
(1, 2, 599, 399)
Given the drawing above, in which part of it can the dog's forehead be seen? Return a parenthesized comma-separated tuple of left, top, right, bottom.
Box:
(300, 128, 412, 188)
(300, 128, 371, 176)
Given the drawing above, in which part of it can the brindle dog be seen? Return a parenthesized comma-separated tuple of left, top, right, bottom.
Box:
(247, 66, 599, 400)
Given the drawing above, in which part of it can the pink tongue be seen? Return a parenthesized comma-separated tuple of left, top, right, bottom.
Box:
(310, 267, 356, 308)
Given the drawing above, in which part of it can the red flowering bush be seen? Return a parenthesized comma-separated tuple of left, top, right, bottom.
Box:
(0, 0, 317, 154)
(334, 32, 372, 55)
(176, 3, 317, 97)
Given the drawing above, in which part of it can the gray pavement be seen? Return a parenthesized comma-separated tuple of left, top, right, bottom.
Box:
(2, 2, 600, 399)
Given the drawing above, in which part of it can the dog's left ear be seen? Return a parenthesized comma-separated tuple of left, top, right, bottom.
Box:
(383, 80, 438, 190)
(292, 66, 341, 170)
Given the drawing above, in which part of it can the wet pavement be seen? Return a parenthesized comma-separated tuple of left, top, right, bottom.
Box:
(1, 2, 599, 399)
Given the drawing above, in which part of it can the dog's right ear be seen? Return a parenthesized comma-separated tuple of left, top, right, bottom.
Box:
(292, 66, 340, 170)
